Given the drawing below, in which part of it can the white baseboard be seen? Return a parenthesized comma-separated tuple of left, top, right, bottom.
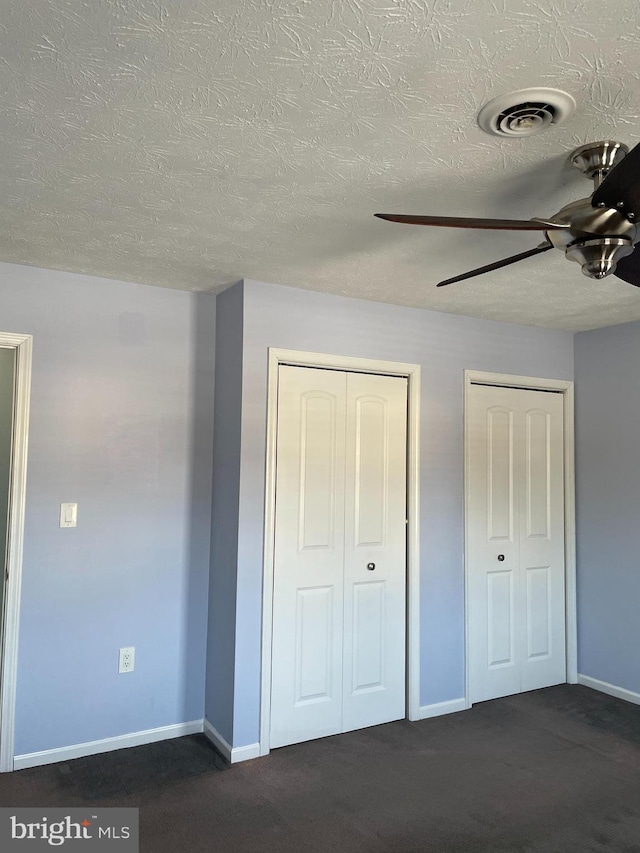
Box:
(229, 742, 261, 762)
(577, 674, 640, 706)
(14, 720, 204, 771)
(203, 719, 232, 761)
(419, 698, 467, 720)
(203, 719, 260, 764)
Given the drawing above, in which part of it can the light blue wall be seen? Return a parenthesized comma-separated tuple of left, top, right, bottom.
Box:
(0, 257, 583, 757)
(205, 283, 243, 744)
(0, 348, 15, 619)
(0, 262, 214, 755)
(229, 278, 574, 746)
(574, 320, 640, 692)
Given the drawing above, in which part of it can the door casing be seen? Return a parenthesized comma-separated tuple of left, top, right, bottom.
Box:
(0, 333, 32, 772)
(463, 369, 577, 710)
(261, 348, 421, 757)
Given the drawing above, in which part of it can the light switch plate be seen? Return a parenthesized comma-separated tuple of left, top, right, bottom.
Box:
(59, 503, 77, 528)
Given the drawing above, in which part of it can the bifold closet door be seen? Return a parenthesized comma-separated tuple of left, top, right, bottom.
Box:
(342, 372, 407, 733)
(270, 366, 346, 748)
(467, 383, 566, 704)
(270, 365, 407, 749)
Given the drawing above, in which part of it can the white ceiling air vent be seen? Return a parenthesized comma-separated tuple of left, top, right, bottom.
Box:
(478, 88, 576, 138)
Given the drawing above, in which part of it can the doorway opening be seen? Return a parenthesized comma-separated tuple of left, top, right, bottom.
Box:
(0, 333, 32, 772)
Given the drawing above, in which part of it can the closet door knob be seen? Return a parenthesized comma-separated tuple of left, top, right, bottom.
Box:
(367, 563, 376, 571)
(497, 554, 505, 562)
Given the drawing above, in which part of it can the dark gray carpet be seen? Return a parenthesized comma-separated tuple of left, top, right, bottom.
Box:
(3, 685, 640, 852)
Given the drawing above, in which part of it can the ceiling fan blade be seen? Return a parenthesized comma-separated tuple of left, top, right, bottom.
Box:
(592, 142, 640, 217)
(374, 213, 566, 231)
(614, 246, 640, 287)
(436, 243, 554, 287)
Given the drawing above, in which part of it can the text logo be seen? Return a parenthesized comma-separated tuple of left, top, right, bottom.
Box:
(0, 808, 138, 850)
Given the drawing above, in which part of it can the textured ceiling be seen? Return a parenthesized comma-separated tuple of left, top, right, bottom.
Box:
(2, 0, 640, 330)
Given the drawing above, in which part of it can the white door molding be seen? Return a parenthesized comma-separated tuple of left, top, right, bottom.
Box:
(0, 332, 32, 772)
(260, 349, 421, 757)
(463, 369, 577, 710)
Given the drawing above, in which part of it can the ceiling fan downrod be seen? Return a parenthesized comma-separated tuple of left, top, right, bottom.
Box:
(569, 140, 629, 191)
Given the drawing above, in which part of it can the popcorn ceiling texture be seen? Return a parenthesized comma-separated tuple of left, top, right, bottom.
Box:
(1, 0, 640, 330)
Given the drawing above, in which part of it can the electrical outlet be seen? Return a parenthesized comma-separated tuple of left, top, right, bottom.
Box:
(118, 647, 135, 674)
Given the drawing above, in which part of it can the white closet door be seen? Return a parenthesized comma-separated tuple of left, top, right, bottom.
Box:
(468, 385, 521, 702)
(270, 366, 408, 748)
(519, 388, 566, 693)
(467, 383, 565, 704)
(270, 366, 347, 748)
(342, 373, 407, 733)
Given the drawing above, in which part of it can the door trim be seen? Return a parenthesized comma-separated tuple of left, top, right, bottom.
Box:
(0, 332, 32, 772)
(463, 369, 577, 710)
(260, 348, 421, 757)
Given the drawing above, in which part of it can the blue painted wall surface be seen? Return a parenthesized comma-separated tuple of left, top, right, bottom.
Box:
(231, 278, 574, 746)
(205, 283, 243, 744)
(0, 262, 214, 755)
(574, 321, 640, 692)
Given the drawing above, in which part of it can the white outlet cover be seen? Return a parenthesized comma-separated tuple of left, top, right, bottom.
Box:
(118, 647, 135, 674)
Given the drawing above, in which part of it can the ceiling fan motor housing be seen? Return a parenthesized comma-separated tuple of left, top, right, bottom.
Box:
(544, 191, 639, 279)
(478, 88, 576, 137)
(545, 197, 637, 249)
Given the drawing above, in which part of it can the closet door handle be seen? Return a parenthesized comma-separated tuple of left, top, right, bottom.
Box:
(367, 563, 376, 571)
(497, 554, 505, 562)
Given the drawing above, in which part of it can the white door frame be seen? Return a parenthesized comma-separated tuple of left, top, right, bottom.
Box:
(0, 333, 32, 772)
(260, 348, 421, 756)
(463, 369, 577, 710)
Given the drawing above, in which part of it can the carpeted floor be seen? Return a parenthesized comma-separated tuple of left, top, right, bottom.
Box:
(3, 685, 640, 852)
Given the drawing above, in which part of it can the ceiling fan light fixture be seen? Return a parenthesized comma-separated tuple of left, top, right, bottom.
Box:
(478, 88, 576, 137)
(565, 237, 634, 279)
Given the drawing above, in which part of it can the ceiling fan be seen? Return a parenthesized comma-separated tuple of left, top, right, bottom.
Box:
(375, 140, 640, 288)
